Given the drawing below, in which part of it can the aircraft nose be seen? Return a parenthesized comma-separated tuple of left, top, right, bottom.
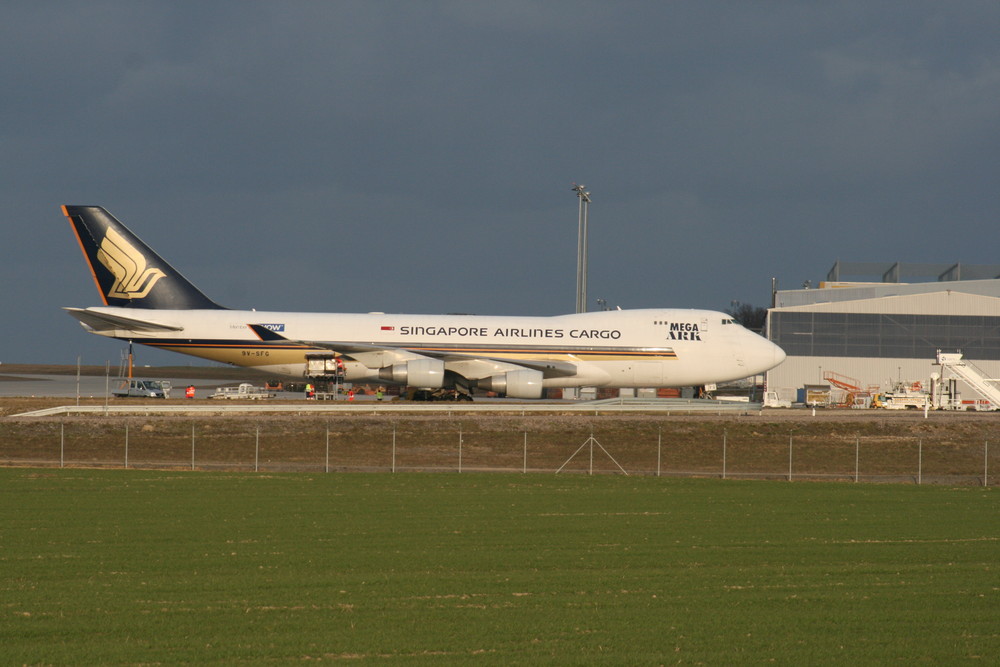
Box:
(745, 333, 786, 374)
(772, 340, 786, 367)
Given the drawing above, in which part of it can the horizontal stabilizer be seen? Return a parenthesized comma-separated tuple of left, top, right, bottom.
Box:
(64, 307, 184, 332)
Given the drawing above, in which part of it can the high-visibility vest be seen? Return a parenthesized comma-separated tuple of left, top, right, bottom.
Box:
(185, 386, 195, 398)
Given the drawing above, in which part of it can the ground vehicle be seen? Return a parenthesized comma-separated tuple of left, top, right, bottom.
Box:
(211, 383, 275, 400)
(112, 379, 170, 398)
(871, 382, 928, 410)
(763, 391, 792, 408)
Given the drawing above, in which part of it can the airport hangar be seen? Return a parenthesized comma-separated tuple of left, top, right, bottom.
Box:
(763, 262, 1000, 405)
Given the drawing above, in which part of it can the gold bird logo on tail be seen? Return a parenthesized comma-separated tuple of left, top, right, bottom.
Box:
(96, 227, 166, 300)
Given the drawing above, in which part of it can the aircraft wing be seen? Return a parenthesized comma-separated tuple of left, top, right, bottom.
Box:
(249, 324, 416, 366)
(248, 324, 578, 379)
(65, 307, 185, 332)
(429, 351, 578, 379)
(382, 346, 578, 379)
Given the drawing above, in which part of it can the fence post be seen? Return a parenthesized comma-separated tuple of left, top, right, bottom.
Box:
(191, 424, 196, 471)
(722, 429, 727, 480)
(918, 438, 922, 485)
(657, 428, 662, 478)
(125, 423, 129, 469)
(788, 435, 793, 481)
(392, 426, 396, 473)
(855, 435, 859, 483)
(254, 425, 259, 472)
(104, 361, 110, 416)
(589, 428, 594, 476)
(60, 422, 64, 468)
(325, 424, 330, 474)
(985, 441, 989, 488)
(523, 431, 527, 474)
(459, 429, 463, 473)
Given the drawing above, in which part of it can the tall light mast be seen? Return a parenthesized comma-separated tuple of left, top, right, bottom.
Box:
(572, 184, 591, 313)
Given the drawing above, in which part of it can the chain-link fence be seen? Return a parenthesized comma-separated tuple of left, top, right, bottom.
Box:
(1, 418, 994, 485)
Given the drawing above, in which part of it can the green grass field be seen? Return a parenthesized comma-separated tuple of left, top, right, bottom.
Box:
(2, 469, 998, 664)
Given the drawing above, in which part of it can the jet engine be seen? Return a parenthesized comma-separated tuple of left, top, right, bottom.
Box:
(477, 369, 544, 399)
(378, 358, 445, 389)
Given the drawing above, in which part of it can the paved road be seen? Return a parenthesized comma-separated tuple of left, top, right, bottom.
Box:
(0, 373, 256, 399)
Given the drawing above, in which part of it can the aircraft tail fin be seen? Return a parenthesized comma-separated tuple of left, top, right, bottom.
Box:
(62, 205, 224, 310)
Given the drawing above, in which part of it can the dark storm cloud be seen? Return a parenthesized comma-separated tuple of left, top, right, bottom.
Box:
(2, 1, 999, 363)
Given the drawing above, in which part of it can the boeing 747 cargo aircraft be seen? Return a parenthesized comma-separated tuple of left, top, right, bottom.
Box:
(62, 205, 785, 398)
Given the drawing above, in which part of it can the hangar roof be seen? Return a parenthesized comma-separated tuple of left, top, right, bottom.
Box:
(772, 290, 1000, 316)
(775, 278, 1000, 309)
(826, 261, 1000, 283)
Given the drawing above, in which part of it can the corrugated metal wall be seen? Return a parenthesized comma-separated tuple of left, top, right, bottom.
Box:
(766, 287, 1000, 402)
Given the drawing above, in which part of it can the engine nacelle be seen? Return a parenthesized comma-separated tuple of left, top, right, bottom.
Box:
(478, 369, 544, 399)
(378, 359, 445, 389)
(338, 360, 372, 381)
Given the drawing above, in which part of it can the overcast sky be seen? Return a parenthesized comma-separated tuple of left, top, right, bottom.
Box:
(3, 1, 999, 366)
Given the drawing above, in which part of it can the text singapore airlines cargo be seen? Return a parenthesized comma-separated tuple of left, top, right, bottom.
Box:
(62, 205, 785, 399)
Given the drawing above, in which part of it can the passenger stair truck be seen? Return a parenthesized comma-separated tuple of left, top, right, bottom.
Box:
(934, 350, 1000, 410)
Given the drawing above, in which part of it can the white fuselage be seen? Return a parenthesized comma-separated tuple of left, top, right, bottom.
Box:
(78, 306, 785, 388)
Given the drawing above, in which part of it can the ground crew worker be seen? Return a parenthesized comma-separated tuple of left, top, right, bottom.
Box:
(305, 383, 315, 399)
(376, 387, 384, 401)
(185, 385, 195, 399)
(348, 388, 355, 401)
